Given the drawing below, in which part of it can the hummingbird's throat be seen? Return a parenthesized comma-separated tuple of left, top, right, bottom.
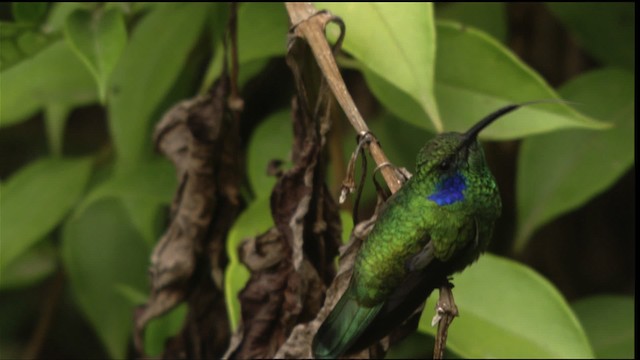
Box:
(427, 172, 466, 206)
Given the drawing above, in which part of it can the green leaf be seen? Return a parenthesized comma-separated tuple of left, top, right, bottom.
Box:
(201, 3, 288, 92)
(16, 30, 49, 55)
(45, 2, 91, 33)
(386, 332, 460, 359)
(0, 23, 55, 71)
(12, 2, 48, 24)
(0, 157, 93, 269)
(0, 241, 56, 290)
(224, 197, 273, 331)
(0, 40, 97, 127)
(0, 37, 22, 70)
(547, 3, 635, 72)
(64, 8, 127, 103)
(43, 103, 71, 156)
(339, 210, 353, 244)
(78, 157, 177, 245)
(1, 4, 51, 70)
(62, 197, 150, 359)
(572, 295, 634, 359)
(418, 254, 593, 358)
(144, 303, 188, 356)
(361, 67, 431, 135)
(247, 109, 293, 199)
(0, 21, 32, 39)
(515, 68, 634, 251)
(317, 3, 442, 132)
(435, 20, 608, 139)
(108, 3, 209, 175)
(371, 112, 432, 171)
(238, 3, 288, 64)
(342, 112, 431, 208)
(436, 2, 507, 43)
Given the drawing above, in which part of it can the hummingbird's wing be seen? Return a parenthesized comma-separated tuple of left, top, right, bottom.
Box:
(348, 217, 481, 353)
(406, 241, 435, 272)
(312, 280, 384, 359)
(345, 236, 450, 353)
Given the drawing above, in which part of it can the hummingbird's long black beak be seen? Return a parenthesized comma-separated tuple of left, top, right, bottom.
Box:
(460, 104, 521, 147)
(460, 99, 569, 148)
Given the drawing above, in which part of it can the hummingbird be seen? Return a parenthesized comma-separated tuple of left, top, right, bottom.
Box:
(312, 103, 535, 358)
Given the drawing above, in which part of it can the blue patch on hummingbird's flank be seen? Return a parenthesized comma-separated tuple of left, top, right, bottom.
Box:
(428, 172, 466, 206)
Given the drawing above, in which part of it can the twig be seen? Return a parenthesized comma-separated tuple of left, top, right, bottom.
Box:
(432, 283, 459, 359)
(22, 269, 65, 359)
(228, 3, 244, 112)
(284, 3, 403, 194)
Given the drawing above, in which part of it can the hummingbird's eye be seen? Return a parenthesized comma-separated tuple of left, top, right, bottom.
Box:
(438, 159, 451, 171)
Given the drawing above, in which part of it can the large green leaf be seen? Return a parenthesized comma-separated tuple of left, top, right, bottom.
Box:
(0, 40, 97, 127)
(224, 197, 273, 331)
(0, 3, 82, 71)
(572, 295, 634, 359)
(247, 109, 293, 199)
(0, 26, 52, 71)
(45, 2, 90, 32)
(108, 3, 209, 174)
(238, 2, 289, 64)
(0, 240, 56, 290)
(435, 21, 607, 138)
(317, 3, 442, 132)
(201, 2, 288, 92)
(371, 112, 432, 171)
(363, 21, 607, 138)
(62, 197, 150, 358)
(515, 68, 634, 251)
(0, 157, 93, 269)
(436, 2, 507, 43)
(12, 3, 48, 25)
(77, 157, 177, 245)
(144, 303, 188, 356)
(386, 332, 460, 359)
(547, 3, 634, 72)
(64, 8, 127, 103)
(418, 254, 593, 358)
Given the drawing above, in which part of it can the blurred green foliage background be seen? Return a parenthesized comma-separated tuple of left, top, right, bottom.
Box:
(0, 3, 634, 359)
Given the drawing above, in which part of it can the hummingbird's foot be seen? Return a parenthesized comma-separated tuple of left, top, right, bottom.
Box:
(340, 131, 376, 204)
(431, 282, 459, 326)
(432, 284, 459, 359)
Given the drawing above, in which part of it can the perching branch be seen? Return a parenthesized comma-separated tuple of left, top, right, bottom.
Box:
(284, 2, 403, 195)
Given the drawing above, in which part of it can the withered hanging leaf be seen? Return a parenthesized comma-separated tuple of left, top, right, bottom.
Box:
(275, 215, 379, 359)
(225, 14, 343, 357)
(228, 97, 342, 358)
(134, 72, 243, 359)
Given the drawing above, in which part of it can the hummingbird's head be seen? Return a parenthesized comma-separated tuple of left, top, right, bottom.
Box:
(416, 103, 523, 177)
(414, 104, 528, 206)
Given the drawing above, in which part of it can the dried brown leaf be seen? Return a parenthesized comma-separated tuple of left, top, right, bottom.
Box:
(134, 73, 243, 359)
(274, 214, 378, 359)
(227, 25, 343, 358)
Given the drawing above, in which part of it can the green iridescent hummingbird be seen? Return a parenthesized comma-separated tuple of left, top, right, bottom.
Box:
(312, 103, 535, 359)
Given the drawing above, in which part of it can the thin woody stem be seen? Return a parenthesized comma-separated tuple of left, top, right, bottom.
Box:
(285, 2, 402, 194)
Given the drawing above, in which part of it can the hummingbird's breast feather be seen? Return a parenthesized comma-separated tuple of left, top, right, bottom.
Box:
(352, 173, 499, 306)
(353, 180, 440, 305)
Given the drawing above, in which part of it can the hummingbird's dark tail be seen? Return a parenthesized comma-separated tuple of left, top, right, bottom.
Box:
(312, 283, 383, 359)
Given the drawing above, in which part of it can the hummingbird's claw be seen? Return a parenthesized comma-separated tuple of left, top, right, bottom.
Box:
(431, 306, 445, 327)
